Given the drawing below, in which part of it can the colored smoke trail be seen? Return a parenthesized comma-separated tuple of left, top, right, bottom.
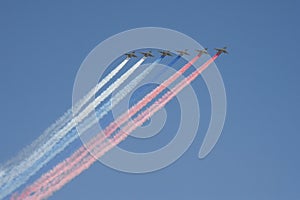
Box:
(168, 55, 181, 66)
(0, 57, 143, 200)
(152, 54, 181, 80)
(13, 53, 216, 200)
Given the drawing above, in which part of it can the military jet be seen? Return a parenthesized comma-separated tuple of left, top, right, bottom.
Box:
(125, 51, 137, 58)
(140, 51, 154, 57)
(176, 49, 189, 56)
(215, 47, 228, 54)
(159, 50, 172, 57)
(195, 48, 208, 55)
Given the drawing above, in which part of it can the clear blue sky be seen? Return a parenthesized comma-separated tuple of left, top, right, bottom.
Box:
(0, 0, 299, 199)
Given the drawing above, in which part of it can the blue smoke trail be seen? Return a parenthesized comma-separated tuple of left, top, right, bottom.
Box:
(153, 55, 181, 81)
(130, 55, 181, 111)
(168, 55, 181, 66)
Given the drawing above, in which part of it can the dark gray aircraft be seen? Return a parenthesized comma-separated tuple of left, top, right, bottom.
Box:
(140, 51, 154, 57)
(176, 49, 189, 56)
(196, 48, 208, 54)
(215, 47, 228, 54)
(159, 50, 172, 57)
(125, 51, 137, 58)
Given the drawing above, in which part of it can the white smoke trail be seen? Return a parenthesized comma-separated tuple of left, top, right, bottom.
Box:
(72, 58, 130, 114)
(1, 58, 130, 179)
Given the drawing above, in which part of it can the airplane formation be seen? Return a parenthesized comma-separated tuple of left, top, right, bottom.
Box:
(125, 47, 228, 58)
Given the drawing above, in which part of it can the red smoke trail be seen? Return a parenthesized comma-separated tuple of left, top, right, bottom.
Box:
(14, 53, 219, 200)
(12, 54, 219, 199)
